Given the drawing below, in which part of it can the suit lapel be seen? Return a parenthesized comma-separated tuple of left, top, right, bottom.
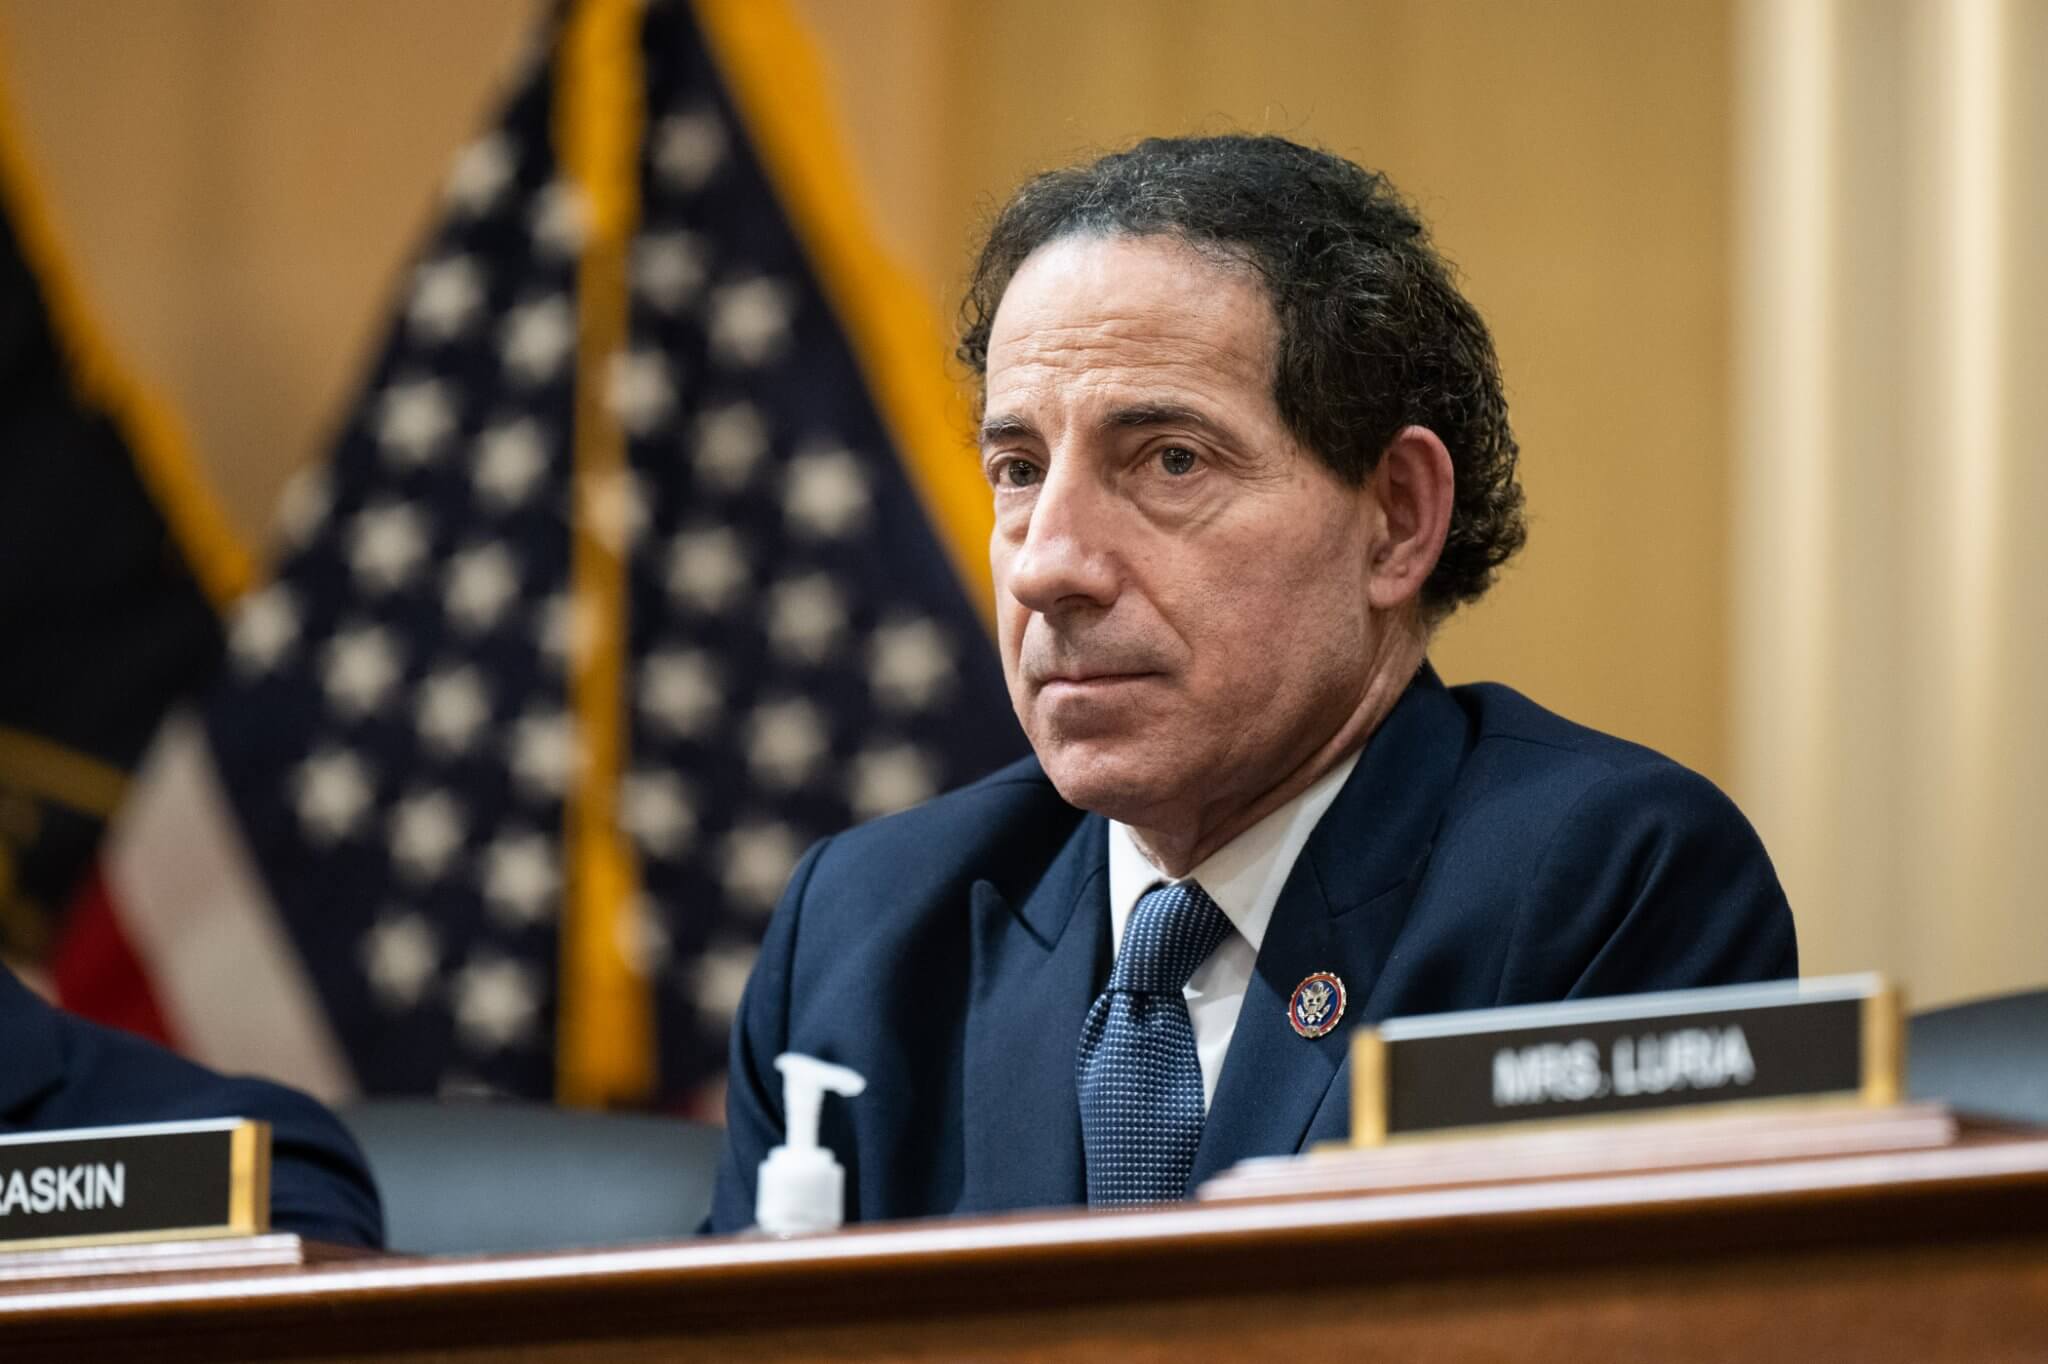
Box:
(959, 814, 1110, 1213)
(1190, 666, 1470, 1185)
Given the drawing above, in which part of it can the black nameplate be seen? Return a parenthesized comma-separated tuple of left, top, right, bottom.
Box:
(0, 1118, 269, 1251)
(1351, 975, 1899, 1144)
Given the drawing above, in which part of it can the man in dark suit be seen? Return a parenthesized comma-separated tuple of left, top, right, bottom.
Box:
(1, 964, 383, 1247)
(708, 135, 1795, 1230)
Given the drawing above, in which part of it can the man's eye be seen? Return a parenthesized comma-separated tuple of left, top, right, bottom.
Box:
(1001, 459, 1040, 487)
(1159, 446, 1197, 476)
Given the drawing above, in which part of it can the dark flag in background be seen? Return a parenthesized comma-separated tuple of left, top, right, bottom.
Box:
(0, 69, 245, 980)
(61, 0, 1026, 1109)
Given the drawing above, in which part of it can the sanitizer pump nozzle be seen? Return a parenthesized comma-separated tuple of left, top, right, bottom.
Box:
(754, 1052, 867, 1236)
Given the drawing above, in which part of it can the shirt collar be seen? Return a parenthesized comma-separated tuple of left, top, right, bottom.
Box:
(1107, 748, 1362, 960)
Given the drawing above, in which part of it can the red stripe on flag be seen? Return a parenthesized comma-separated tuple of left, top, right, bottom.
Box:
(52, 866, 176, 1046)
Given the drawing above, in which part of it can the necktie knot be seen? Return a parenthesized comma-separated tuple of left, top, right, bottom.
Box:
(1109, 880, 1233, 996)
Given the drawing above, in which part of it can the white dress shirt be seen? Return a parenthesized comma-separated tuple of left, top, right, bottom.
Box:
(1106, 749, 1362, 1110)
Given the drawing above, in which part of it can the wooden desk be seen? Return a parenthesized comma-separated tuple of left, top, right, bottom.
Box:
(5, 1133, 2048, 1362)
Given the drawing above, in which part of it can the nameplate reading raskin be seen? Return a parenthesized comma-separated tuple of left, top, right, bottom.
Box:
(1350, 975, 1900, 1145)
(0, 1118, 269, 1252)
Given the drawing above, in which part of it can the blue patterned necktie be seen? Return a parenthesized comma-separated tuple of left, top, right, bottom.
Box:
(1076, 879, 1235, 1206)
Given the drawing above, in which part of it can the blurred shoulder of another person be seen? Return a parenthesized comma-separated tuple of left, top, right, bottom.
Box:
(0, 963, 383, 1249)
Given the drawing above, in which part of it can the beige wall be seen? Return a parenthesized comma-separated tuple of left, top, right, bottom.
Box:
(1734, 0, 2048, 1007)
(1, 0, 1736, 787)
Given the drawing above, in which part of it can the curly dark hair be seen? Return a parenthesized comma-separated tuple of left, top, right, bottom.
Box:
(958, 134, 1526, 618)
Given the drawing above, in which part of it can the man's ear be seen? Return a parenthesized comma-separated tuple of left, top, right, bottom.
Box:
(1364, 425, 1455, 611)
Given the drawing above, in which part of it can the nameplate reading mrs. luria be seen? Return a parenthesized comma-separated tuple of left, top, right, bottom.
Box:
(1351, 975, 1900, 1145)
(0, 1118, 269, 1252)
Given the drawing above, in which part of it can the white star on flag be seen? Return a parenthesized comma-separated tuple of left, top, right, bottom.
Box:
(445, 132, 515, 215)
(362, 914, 440, 1010)
(375, 379, 458, 466)
(443, 543, 521, 633)
(783, 444, 872, 539)
(633, 230, 709, 312)
(606, 349, 676, 436)
(322, 624, 405, 716)
(408, 256, 486, 341)
(293, 748, 376, 844)
(389, 789, 468, 883)
(480, 829, 561, 927)
(472, 417, 551, 508)
(867, 616, 956, 712)
(509, 708, 579, 798)
(621, 770, 698, 857)
(665, 526, 750, 614)
(501, 295, 576, 385)
(417, 665, 493, 755)
(274, 467, 331, 547)
(744, 697, 830, 789)
(530, 180, 591, 256)
(347, 502, 432, 593)
(654, 109, 727, 190)
(451, 956, 541, 1051)
(638, 648, 723, 738)
(766, 573, 848, 664)
(848, 743, 940, 820)
(534, 591, 599, 668)
(686, 942, 760, 1023)
(709, 277, 795, 368)
(720, 820, 802, 912)
(228, 585, 301, 675)
(690, 401, 769, 491)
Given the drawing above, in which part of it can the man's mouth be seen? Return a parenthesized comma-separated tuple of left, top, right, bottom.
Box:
(1036, 672, 1159, 693)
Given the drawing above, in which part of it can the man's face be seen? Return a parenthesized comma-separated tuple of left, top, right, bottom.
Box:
(982, 233, 1381, 834)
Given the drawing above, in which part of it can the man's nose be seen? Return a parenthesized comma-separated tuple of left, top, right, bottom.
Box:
(1003, 462, 1120, 616)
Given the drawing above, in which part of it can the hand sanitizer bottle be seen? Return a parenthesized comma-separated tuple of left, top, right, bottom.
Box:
(753, 1052, 866, 1236)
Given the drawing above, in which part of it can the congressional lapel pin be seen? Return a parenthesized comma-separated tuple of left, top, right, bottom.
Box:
(1288, 971, 1347, 1039)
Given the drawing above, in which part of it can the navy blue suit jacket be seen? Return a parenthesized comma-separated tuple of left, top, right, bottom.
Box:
(0, 966, 384, 1248)
(708, 668, 1796, 1230)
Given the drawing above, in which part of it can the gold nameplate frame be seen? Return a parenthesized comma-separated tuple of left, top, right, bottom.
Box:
(1352, 974, 1901, 1145)
(0, 1118, 270, 1252)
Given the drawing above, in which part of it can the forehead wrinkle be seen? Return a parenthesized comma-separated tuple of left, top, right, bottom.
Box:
(993, 311, 1269, 384)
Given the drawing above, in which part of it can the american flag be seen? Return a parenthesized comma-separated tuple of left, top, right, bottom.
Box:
(70, 0, 1024, 1106)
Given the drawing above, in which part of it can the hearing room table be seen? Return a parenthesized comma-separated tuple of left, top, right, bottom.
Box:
(3, 1126, 2047, 1362)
